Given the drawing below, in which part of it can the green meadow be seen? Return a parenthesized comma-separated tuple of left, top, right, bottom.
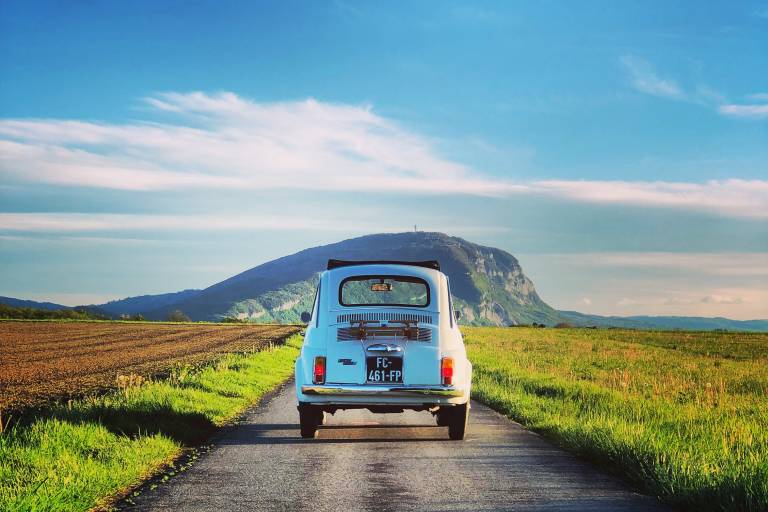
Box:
(0, 334, 302, 511)
(3, 326, 766, 511)
(464, 327, 768, 512)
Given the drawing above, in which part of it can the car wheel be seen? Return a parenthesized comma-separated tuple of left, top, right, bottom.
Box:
(299, 406, 320, 439)
(435, 409, 450, 427)
(447, 403, 469, 441)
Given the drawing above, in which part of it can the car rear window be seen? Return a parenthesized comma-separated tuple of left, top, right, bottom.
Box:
(339, 275, 430, 307)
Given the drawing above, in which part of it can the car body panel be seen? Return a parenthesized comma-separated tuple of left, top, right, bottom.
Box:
(295, 262, 472, 409)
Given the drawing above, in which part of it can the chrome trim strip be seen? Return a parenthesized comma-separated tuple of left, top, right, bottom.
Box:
(366, 343, 403, 353)
(336, 312, 434, 325)
(301, 384, 464, 397)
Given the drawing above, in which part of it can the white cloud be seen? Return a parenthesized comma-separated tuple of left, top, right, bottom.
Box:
(580, 297, 592, 306)
(1, 92, 767, 219)
(0, 94, 513, 196)
(701, 295, 744, 305)
(663, 297, 696, 306)
(748, 93, 768, 101)
(718, 103, 768, 119)
(664, 295, 745, 306)
(619, 55, 684, 99)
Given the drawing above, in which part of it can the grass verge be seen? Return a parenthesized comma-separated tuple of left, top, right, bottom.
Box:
(0, 333, 302, 511)
(464, 327, 768, 512)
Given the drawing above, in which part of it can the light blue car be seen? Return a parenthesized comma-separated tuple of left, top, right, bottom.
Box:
(295, 259, 472, 440)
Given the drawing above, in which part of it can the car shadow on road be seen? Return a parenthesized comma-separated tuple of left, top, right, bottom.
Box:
(220, 423, 452, 445)
(247, 423, 302, 430)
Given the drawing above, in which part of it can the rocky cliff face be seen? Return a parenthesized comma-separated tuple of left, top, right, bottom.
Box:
(431, 234, 559, 325)
(140, 232, 560, 326)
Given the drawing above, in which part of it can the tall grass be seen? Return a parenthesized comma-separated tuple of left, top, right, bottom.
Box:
(0, 334, 302, 511)
(464, 327, 768, 511)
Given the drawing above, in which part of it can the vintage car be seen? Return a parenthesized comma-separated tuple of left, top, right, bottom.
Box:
(295, 259, 472, 440)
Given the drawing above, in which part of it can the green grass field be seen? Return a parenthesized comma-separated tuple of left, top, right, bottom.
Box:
(464, 327, 768, 512)
(0, 333, 302, 511)
(4, 325, 766, 511)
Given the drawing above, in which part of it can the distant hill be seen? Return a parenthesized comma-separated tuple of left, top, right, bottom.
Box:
(0, 296, 69, 311)
(559, 311, 768, 332)
(142, 232, 562, 325)
(0, 302, 109, 321)
(95, 289, 201, 317)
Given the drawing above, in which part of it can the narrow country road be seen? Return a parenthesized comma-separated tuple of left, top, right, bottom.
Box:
(125, 382, 668, 512)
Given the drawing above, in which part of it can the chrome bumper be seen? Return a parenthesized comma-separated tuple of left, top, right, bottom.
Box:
(301, 384, 464, 397)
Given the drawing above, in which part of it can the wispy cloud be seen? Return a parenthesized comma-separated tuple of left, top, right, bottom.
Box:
(625, 294, 748, 307)
(535, 252, 768, 277)
(529, 179, 768, 219)
(717, 89, 768, 119)
(0, 212, 405, 233)
(0, 93, 507, 196)
(718, 103, 768, 119)
(619, 55, 683, 99)
(1, 92, 766, 219)
(0, 213, 508, 239)
(660, 295, 744, 306)
(701, 295, 744, 305)
(620, 55, 768, 121)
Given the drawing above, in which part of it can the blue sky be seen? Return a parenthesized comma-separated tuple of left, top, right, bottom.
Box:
(1, 0, 766, 319)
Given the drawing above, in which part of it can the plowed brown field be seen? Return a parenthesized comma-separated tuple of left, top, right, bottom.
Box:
(0, 321, 300, 411)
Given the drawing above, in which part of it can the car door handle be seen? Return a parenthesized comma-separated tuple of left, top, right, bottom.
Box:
(366, 344, 403, 353)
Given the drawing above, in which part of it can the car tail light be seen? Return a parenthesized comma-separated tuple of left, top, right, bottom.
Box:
(441, 357, 454, 386)
(313, 356, 326, 384)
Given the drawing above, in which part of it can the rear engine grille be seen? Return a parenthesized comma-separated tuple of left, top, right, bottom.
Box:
(337, 326, 432, 342)
(336, 312, 433, 324)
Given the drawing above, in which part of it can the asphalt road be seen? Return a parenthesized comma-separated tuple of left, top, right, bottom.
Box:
(126, 383, 668, 512)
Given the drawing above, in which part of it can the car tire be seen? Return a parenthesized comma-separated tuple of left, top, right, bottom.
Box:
(435, 409, 450, 427)
(447, 403, 469, 441)
(299, 406, 320, 439)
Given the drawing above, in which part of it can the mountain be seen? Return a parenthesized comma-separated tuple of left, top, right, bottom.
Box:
(559, 311, 768, 332)
(0, 296, 69, 310)
(4, 232, 763, 330)
(142, 232, 561, 325)
(95, 289, 202, 317)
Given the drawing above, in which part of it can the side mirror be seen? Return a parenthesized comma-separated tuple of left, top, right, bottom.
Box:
(454, 310, 461, 322)
(300, 311, 312, 324)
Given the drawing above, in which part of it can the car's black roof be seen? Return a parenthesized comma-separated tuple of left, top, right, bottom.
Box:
(327, 259, 440, 271)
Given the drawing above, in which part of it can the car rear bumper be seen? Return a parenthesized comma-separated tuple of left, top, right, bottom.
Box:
(301, 384, 465, 397)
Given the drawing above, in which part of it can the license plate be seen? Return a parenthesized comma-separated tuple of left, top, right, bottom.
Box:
(366, 356, 403, 383)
